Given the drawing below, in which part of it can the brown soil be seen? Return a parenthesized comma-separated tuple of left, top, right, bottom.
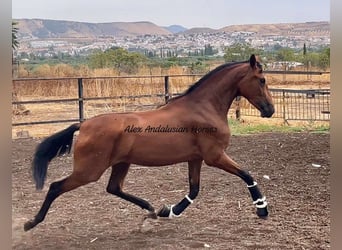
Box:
(12, 132, 330, 249)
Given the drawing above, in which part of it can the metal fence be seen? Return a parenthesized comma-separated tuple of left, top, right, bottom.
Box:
(239, 89, 330, 122)
(12, 73, 330, 127)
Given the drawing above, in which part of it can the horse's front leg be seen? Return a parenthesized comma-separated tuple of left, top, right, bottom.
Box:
(205, 152, 268, 218)
(157, 159, 202, 218)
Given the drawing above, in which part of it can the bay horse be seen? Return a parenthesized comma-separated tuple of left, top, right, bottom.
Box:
(24, 54, 274, 231)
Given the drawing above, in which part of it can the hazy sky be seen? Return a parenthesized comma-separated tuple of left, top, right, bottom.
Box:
(12, 0, 330, 29)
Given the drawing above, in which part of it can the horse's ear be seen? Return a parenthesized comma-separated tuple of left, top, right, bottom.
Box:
(249, 54, 256, 68)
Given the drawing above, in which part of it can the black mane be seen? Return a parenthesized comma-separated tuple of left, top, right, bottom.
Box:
(167, 60, 248, 103)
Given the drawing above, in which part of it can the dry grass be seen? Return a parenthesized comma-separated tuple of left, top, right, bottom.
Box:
(14, 64, 330, 97)
(14, 66, 196, 98)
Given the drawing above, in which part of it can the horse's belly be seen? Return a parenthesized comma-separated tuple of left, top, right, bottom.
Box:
(127, 133, 200, 166)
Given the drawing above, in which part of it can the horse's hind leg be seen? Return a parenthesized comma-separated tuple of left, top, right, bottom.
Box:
(24, 172, 94, 231)
(158, 159, 202, 218)
(106, 163, 157, 218)
(205, 152, 268, 218)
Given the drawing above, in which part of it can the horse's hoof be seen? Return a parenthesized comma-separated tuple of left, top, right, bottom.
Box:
(24, 220, 36, 231)
(157, 205, 171, 218)
(256, 207, 268, 219)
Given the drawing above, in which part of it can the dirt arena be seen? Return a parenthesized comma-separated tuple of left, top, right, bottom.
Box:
(12, 132, 330, 249)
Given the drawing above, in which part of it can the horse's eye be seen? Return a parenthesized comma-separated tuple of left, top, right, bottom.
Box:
(260, 78, 266, 86)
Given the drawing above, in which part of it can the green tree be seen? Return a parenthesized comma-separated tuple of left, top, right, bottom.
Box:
(12, 21, 19, 50)
(88, 47, 147, 74)
(302, 43, 309, 70)
(275, 48, 295, 62)
(318, 47, 330, 70)
(303, 43, 307, 56)
(303, 52, 320, 69)
(204, 44, 214, 56)
(12, 21, 28, 113)
(224, 43, 261, 62)
(89, 49, 107, 68)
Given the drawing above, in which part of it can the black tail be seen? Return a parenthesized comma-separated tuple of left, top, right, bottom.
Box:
(32, 123, 81, 190)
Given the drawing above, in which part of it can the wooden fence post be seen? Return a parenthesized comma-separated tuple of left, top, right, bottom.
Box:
(282, 89, 287, 124)
(78, 78, 84, 122)
(235, 96, 241, 120)
(164, 75, 170, 103)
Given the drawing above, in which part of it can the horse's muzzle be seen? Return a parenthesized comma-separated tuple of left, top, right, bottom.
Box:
(260, 103, 275, 118)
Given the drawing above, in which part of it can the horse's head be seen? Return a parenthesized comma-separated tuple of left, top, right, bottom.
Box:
(237, 54, 275, 118)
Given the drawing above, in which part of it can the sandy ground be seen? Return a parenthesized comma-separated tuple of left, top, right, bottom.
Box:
(12, 132, 330, 249)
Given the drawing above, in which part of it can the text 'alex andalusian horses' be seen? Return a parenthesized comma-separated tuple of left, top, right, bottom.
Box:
(24, 54, 274, 231)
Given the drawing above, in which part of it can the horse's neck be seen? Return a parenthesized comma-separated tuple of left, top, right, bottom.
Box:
(185, 68, 242, 117)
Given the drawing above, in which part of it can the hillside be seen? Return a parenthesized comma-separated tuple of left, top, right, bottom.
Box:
(164, 25, 188, 34)
(16, 19, 172, 39)
(182, 27, 218, 34)
(219, 21, 329, 36)
(15, 19, 329, 40)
